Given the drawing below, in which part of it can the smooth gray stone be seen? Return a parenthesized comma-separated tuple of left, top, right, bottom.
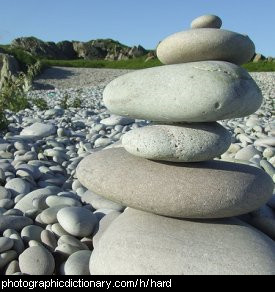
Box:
(77, 148, 273, 219)
(55, 243, 83, 259)
(122, 123, 231, 162)
(57, 207, 98, 237)
(100, 115, 135, 126)
(0, 237, 14, 253)
(64, 250, 92, 275)
(191, 14, 222, 29)
(45, 195, 81, 208)
(19, 246, 55, 275)
(241, 205, 275, 240)
(157, 28, 255, 65)
(93, 211, 121, 248)
(0, 199, 14, 209)
(3, 209, 23, 216)
(40, 205, 67, 224)
(235, 145, 261, 161)
(4, 260, 20, 275)
(15, 164, 41, 180)
(103, 61, 262, 122)
(5, 178, 31, 198)
(57, 235, 89, 250)
(3, 230, 25, 254)
(51, 223, 70, 238)
(40, 230, 57, 252)
(0, 215, 33, 232)
(81, 190, 124, 212)
(14, 188, 55, 212)
(21, 225, 44, 243)
(90, 209, 275, 275)
(0, 250, 17, 269)
(0, 187, 11, 200)
(20, 123, 56, 138)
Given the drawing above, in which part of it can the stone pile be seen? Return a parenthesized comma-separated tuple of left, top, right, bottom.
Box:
(77, 14, 275, 275)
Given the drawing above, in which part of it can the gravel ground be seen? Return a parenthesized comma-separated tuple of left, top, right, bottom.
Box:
(33, 67, 133, 90)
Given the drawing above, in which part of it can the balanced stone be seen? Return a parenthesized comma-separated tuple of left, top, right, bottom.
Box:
(156, 29, 255, 65)
(103, 61, 262, 122)
(89, 209, 275, 275)
(77, 148, 273, 219)
(122, 123, 231, 162)
(191, 14, 222, 29)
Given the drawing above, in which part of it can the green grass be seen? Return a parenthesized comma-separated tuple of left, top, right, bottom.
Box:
(32, 98, 49, 110)
(242, 61, 275, 72)
(41, 58, 275, 71)
(0, 45, 38, 72)
(41, 56, 162, 70)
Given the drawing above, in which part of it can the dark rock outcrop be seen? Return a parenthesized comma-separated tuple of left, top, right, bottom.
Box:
(11, 37, 149, 60)
(0, 53, 20, 88)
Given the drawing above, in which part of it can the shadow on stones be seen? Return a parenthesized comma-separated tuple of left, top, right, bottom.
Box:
(35, 67, 76, 80)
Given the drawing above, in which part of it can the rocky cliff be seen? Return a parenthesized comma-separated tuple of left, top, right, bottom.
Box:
(11, 37, 149, 60)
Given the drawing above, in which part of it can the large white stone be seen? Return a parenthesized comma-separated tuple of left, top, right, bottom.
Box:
(103, 61, 262, 122)
(90, 209, 275, 275)
(122, 123, 231, 162)
(157, 28, 255, 65)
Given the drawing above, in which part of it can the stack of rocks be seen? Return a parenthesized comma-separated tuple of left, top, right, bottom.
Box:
(77, 15, 275, 274)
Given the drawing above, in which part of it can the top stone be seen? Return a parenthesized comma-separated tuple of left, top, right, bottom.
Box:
(157, 29, 255, 65)
(191, 14, 222, 29)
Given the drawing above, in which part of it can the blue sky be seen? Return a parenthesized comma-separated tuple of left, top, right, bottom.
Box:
(1, 0, 274, 56)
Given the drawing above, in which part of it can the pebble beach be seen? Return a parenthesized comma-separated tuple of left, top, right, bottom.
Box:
(0, 66, 274, 275)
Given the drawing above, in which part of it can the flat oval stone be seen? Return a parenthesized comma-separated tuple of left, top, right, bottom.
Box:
(90, 208, 275, 275)
(122, 123, 231, 162)
(45, 195, 81, 208)
(20, 123, 56, 138)
(157, 29, 255, 65)
(191, 14, 222, 29)
(77, 148, 273, 219)
(103, 61, 262, 123)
